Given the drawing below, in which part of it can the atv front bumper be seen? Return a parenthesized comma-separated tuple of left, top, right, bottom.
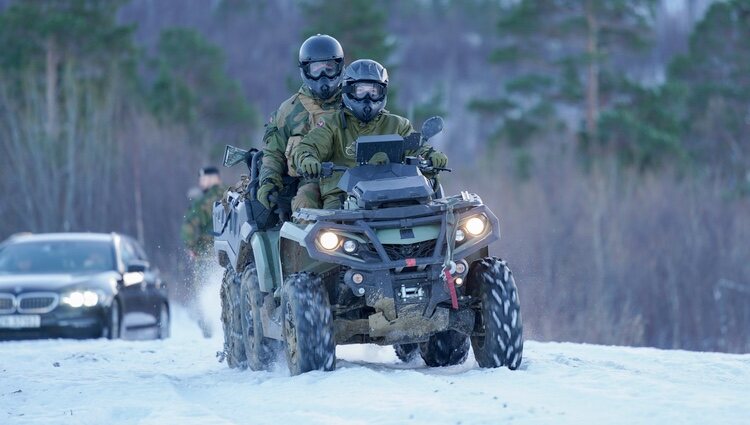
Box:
(334, 265, 477, 345)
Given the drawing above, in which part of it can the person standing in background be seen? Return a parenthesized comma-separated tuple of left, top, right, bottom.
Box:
(181, 166, 227, 337)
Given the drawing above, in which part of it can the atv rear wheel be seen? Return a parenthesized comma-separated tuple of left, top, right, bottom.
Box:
(280, 273, 335, 375)
(419, 330, 470, 367)
(468, 257, 523, 369)
(240, 265, 278, 371)
(394, 343, 419, 363)
(220, 267, 247, 369)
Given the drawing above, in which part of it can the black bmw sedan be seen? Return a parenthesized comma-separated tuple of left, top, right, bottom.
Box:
(0, 233, 169, 340)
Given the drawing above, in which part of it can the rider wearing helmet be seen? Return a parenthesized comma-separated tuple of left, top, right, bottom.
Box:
(293, 59, 448, 210)
(256, 34, 345, 213)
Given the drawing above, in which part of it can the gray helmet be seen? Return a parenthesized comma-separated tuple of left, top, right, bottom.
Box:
(298, 34, 344, 100)
(342, 59, 389, 123)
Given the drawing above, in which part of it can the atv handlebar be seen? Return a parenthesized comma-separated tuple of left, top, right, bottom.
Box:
(320, 162, 349, 178)
(298, 159, 450, 180)
(416, 158, 452, 174)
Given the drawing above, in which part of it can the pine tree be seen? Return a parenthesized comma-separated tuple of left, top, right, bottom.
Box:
(0, 0, 137, 231)
(148, 28, 257, 146)
(667, 0, 750, 192)
(472, 0, 658, 149)
(0, 0, 136, 139)
(299, 0, 394, 66)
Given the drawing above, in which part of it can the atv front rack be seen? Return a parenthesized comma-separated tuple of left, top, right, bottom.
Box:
(295, 194, 500, 272)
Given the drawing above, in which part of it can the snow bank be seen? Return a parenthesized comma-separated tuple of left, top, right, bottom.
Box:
(1, 308, 748, 425)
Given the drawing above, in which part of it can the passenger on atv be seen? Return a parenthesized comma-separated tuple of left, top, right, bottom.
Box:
(292, 59, 448, 210)
(256, 34, 346, 219)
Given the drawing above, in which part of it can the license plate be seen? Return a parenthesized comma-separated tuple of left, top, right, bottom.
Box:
(0, 315, 41, 329)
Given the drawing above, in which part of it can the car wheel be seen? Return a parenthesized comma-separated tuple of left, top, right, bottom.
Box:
(106, 300, 122, 340)
(157, 302, 170, 339)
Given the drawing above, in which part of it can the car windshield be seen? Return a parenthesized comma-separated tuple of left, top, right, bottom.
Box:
(0, 240, 115, 274)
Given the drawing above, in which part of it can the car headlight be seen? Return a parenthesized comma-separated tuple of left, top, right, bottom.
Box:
(464, 216, 487, 236)
(62, 290, 100, 308)
(318, 231, 340, 251)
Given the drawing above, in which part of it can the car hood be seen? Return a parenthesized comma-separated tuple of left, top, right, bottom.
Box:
(0, 272, 118, 293)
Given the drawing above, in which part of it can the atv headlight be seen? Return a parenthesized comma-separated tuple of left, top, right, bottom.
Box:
(318, 231, 340, 251)
(343, 239, 358, 253)
(465, 216, 487, 236)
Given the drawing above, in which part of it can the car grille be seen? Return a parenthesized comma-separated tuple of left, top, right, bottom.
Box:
(17, 293, 59, 313)
(0, 294, 13, 314)
(383, 240, 437, 260)
(0, 293, 59, 314)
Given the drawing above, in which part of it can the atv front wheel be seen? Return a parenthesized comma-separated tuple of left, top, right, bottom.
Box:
(220, 267, 247, 369)
(468, 258, 523, 369)
(240, 265, 278, 371)
(419, 330, 470, 367)
(280, 273, 335, 375)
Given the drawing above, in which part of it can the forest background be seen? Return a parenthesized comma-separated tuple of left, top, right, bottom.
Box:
(0, 0, 748, 353)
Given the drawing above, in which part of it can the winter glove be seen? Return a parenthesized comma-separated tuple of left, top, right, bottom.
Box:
(429, 151, 448, 168)
(368, 152, 390, 165)
(256, 182, 278, 210)
(300, 156, 322, 178)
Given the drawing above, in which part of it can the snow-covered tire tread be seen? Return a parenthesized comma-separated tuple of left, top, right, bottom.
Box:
(419, 330, 471, 367)
(240, 265, 278, 371)
(220, 267, 247, 369)
(469, 257, 523, 370)
(393, 343, 420, 363)
(281, 273, 335, 375)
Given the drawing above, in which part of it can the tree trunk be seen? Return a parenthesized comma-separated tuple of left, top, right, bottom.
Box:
(133, 135, 146, 246)
(45, 37, 59, 140)
(62, 62, 79, 231)
(585, 0, 600, 147)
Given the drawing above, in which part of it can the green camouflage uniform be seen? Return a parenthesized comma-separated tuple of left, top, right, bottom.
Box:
(181, 183, 226, 337)
(293, 108, 439, 209)
(259, 85, 341, 211)
(181, 184, 227, 255)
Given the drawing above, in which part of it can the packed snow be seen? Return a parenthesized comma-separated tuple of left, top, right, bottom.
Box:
(1, 297, 749, 424)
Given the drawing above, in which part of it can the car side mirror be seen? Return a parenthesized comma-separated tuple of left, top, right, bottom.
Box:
(126, 260, 149, 273)
(421, 116, 444, 142)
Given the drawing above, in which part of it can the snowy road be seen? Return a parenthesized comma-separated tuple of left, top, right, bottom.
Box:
(1, 307, 749, 425)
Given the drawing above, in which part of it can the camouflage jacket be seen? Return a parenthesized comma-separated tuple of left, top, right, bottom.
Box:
(259, 85, 341, 188)
(293, 108, 439, 198)
(181, 184, 227, 254)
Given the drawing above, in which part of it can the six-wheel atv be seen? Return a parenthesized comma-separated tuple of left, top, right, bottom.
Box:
(213, 117, 523, 375)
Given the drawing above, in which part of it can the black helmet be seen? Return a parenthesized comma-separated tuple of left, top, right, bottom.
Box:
(342, 59, 388, 123)
(298, 34, 344, 100)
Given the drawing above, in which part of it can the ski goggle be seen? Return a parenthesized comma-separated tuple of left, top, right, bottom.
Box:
(302, 59, 343, 79)
(344, 81, 387, 101)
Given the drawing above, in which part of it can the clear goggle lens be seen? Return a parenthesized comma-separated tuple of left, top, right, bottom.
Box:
(304, 60, 342, 79)
(347, 82, 386, 101)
